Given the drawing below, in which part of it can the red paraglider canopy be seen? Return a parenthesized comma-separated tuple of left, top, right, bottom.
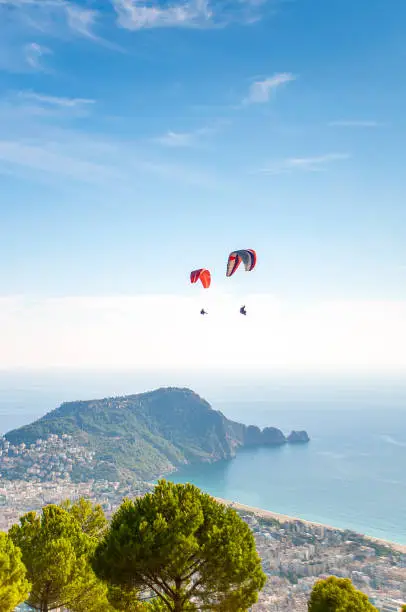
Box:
(190, 268, 211, 289)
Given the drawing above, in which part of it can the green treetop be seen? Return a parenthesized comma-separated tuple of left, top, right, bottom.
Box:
(60, 497, 108, 541)
(92, 479, 266, 612)
(308, 576, 379, 611)
(9, 502, 111, 612)
(0, 531, 31, 612)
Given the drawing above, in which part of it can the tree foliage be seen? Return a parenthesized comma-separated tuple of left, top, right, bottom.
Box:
(59, 498, 115, 611)
(308, 576, 379, 611)
(107, 584, 147, 611)
(92, 479, 266, 612)
(8, 502, 110, 612)
(64, 563, 117, 612)
(0, 531, 31, 612)
(60, 497, 108, 541)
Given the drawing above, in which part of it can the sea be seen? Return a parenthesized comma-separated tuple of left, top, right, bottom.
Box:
(0, 369, 405, 546)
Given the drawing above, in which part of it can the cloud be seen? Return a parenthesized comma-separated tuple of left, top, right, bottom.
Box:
(0, 90, 95, 125)
(258, 153, 350, 175)
(19, 91, 96, 108)
(328, 120, 384, 128)
(155, 131, 197, 147)
(0, 0, 278, 64)
(111, 0, 276, 30)
(0, 137, 218, 188)
(0, 0, 99, 38)
(380, 435, 406, 448)
(154, 126, 214, 147)
(0, 0, 105, 71)
(24, 42, 52, 70)
(1, 294, 406, 371)
(243, 72, 295, 104)
(0, 91, 221, 188)
(64, 3, 99, 39)
(0, 140, 118, 183)
(112, 0, 212, 30)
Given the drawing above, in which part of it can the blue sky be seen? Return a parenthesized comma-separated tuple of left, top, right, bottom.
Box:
(0, 0, 406, 371)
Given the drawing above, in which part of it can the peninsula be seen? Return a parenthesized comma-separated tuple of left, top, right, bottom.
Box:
(3, 387, 309, 482)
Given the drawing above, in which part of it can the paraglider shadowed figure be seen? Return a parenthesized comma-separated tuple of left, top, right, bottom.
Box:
(200, 309, 208, 315)
(240, 305, 247, 316)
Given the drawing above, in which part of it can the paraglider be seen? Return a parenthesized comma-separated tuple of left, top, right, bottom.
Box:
(226, 250, 256, 315)
(188, 250, 257, 315)
(190, 268, 211, 314)
(226, 249, 256, 277)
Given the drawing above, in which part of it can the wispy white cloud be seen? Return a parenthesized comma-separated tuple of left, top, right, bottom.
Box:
(0, 139, 118, 183)
(380, 435, 406, 448)
(155, 131, 197, 147)
(64, 3, 99, 39)
(111, 0, 276, 30)
(154, 126, 215, 147)
(19, 91, 96, 108)
(0, 0, 103, 72)
(112, 0, 212, 30)
(258, 153, 350, 175)
(0, 0, 99, 38)
(24, 42, 52, 70)
(0, 0, 278, 63)
(243, 72, 295, 104)
(0, 91, 221, 188)
(0, 135, 218, 188)
(0, 90, 95, 124)
(328, 120, 385, 128)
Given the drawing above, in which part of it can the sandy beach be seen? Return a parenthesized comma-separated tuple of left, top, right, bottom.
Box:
(213, 496, 406, 554)
(148, 482, 406, 554)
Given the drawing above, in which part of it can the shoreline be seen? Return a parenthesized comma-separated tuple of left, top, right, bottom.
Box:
(213, 496, 406, 554)
(148, 481, 406, 553)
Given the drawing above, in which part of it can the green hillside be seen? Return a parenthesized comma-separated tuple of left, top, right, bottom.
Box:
(4, 387, 309, 482)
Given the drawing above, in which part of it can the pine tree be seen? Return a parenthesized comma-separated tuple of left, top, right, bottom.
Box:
(0, 531, 31, 612)
(308, 576, 379, 612)
(92, 479, 266, 611)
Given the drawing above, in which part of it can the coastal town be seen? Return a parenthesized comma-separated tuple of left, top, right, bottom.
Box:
(0, 432, 99, 482)
(235, 506, 406, 612)
(1, 433, 405, 612)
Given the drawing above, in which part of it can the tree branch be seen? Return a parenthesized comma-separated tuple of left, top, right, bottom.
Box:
(142, 579, 172, 610)
(181, 558, 205, 582)
(145, 571, 176, 599)
(185, 577, 205, 600)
